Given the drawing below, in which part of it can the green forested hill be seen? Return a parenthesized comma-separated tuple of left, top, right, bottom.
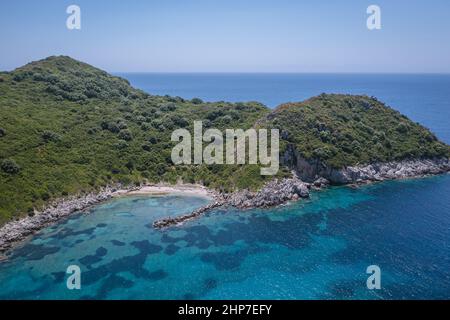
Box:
(260, 94, 450, 168)
(0, 56, 449, 224)
(0, 56, 271, 223)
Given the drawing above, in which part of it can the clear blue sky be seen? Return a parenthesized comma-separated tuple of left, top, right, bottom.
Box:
(1, 0, 449, 73)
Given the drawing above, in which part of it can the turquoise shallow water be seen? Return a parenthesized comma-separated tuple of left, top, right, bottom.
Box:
(0, 175, 449, 299)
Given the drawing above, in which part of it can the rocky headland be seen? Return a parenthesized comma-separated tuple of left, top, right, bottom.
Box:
(2, 57, 450, 256)
(153, 157, 450, 229)
(153, 177, 311, 229)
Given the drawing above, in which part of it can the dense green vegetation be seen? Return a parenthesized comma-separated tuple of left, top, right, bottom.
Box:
(261, 94, 450, 168)
(0, 56, 449, 224)
(0, 56, 274, 224)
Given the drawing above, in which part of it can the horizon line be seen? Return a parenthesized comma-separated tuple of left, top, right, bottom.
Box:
(112, 71, 450, 75)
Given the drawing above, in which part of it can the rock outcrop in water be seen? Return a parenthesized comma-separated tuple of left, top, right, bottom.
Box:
(153, 200, 225, 229)
(153, 178, 311, 229)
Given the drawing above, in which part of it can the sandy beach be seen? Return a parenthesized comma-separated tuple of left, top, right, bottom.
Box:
(0, 183, 216, 258)
(123, 184, 213, 198)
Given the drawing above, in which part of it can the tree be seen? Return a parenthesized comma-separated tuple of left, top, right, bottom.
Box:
(118, 129, 133, 141)
(191, 98, 203, 105)
(1, 159, 21, 174)
(113, 140, 128, 150)
(41, 130, 61, 142)
(171, 115, 188, 127)
(141, 142, 152, 151)
(159, 102, 177, 111)
(149, 136, 159, 144)
(396, 123, 409, 133)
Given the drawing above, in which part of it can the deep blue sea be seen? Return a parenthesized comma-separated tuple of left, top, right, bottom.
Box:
(0, 74, 449, 299)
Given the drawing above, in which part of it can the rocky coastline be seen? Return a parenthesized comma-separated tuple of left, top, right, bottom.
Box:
(0, 184, 138, 258)
(1, 158, 449, 256)
(153, 157, 450, 229)
(153, 177, 311, 229)
(282, 144, 450, 184)
(327, 158, 450, 184)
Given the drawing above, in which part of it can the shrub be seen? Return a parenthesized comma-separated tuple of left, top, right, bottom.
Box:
(396, 123, 409, 133)
(114, 140, 128, 150)
(125, 160, 134, 171)
(27, 208, 35, 217)
(84, 89, 98, 98)
(116, 119, 128, 129)
(12, 72, 27, 82)
(228, 110, 240, 120)
(191, 98, 203, 105)
(203, 119, 212, 128)
(235, 102, 246, 110)
(100, 121, 108, 130)
(135, 115, 147, 124)
(101, 121, 120, 133)
(151, 119, 163, 129)
(149, 136, 159, 144)
(32, 73, 46, 81)
(1, 159, 21, 174)
(41, 130, 61, 142)
(41, 192, 50, 201)
(351, 140, 361, 152)
(171, 115, 188, 127)
(206, 110, 224, 121)
(141, 142, 152, 151)
(312, 147, 335, 160)
(159, 102, 177, 111)
(319, 130, 330, 142)
(118, 129, 133, 141)
(220, 115, 233, 124)
(87, 127, 98, 135)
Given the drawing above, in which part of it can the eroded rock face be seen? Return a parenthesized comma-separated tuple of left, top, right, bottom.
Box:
(323, 158, 450, 184)
(313, 177, 330, 189)
(282, 144, 450, 184)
